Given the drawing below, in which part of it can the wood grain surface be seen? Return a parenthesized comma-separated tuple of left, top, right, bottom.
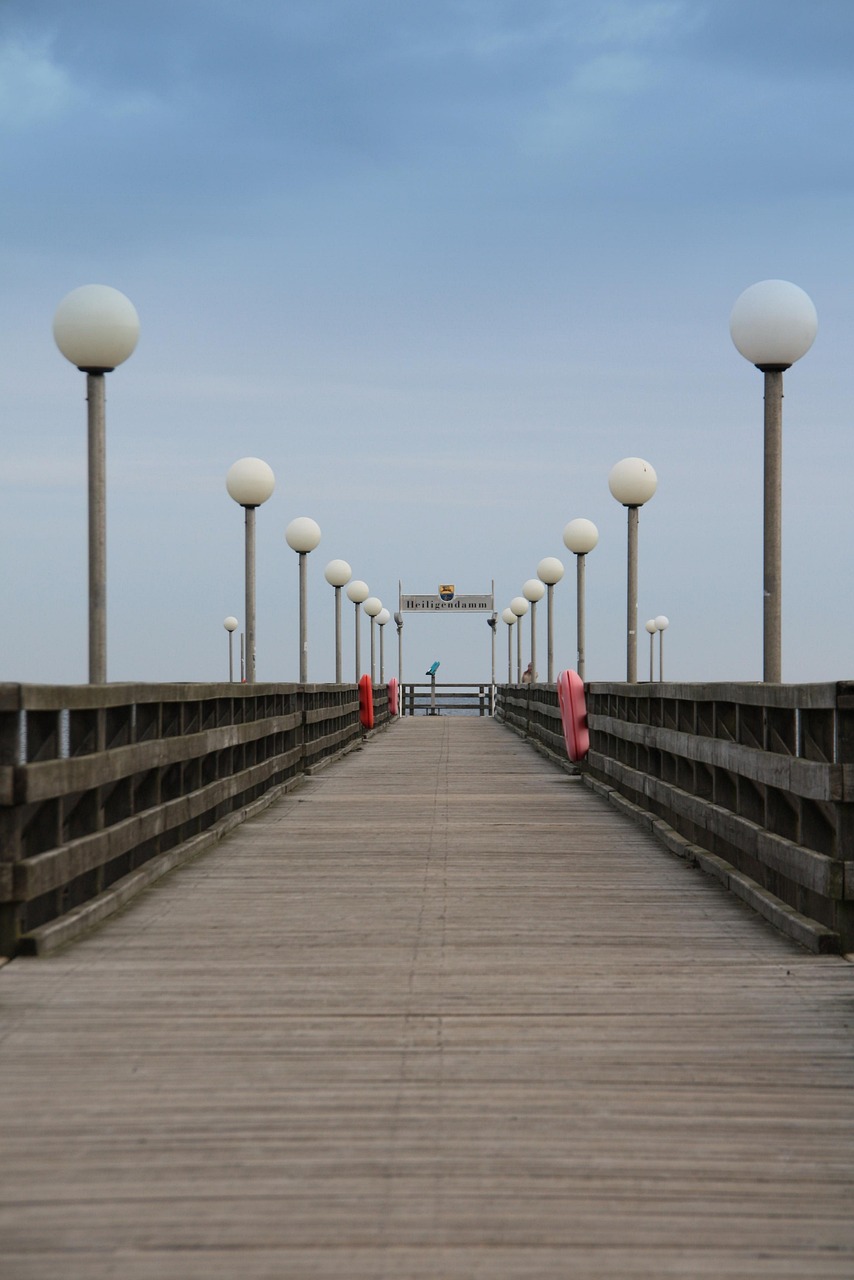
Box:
(1, 717, 852, 1278)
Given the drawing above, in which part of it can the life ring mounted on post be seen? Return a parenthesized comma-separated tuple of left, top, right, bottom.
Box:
(388, 677, 399, 717)
(556, 669, 589, 762)
(359, 674, 374, 729)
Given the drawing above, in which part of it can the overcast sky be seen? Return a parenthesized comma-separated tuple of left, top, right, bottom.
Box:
(1, 0, 852, 686)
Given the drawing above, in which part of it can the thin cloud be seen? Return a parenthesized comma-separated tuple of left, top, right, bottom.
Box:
(0, 34, 77, 126)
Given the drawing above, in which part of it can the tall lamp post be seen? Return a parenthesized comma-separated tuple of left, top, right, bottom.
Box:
(655, 615, 669, 681)
(224, 616, 239, 682)
(377, 608, 391, 682)
(537, 557, 564, 683)
(608, 460, 657, 682)
(510, 596, 529, 682)
(562, 519, 598, 681)
(394, 611, 404, 685)
(364, 597, 383, 683)
(285, 517, 322, 683)
(730, 279, 817, 682)
(226, 457, 276, 683)
(347, 580, 370, 679)
(487, 611, 498, 685)
(522, 579, 545, 682)
(644, 619, 657, 682)
(502, 608, 516, 683)
(324, 559, 352, 683)
(53, 284, 140, 683)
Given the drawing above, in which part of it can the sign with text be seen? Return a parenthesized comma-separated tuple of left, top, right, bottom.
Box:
(400, 592, 494, 613)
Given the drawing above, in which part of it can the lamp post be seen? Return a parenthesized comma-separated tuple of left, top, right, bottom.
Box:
(226, 457, 276, 683)
(502, 607, 516, 683)
(324, 559, 352, 683)
(347, 580, 370, 679)
(730, 279, 817, 682)
(644, 619, 657, 682)
(655, 615, 669, 681)
(537, 557, 564, 683)
(487, 611, 498, 683)
(377, 608, 391, 683)
(53, 284, 140, 683)
(510, 596, 529, 682)
(224, 616, 239, 682)
(562, 519, 598, 682)
(364, 597, 383, 683)
(285, 517, 322, 683)
(522, 579, 545, 683)
(394, 611, 404, 685)
(608, 460, 657, 682)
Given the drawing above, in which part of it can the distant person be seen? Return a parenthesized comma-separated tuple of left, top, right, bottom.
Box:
(521, 662, 533, 684)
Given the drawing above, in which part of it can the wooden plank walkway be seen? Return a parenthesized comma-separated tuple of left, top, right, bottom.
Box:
(1, 716, 853, 1279)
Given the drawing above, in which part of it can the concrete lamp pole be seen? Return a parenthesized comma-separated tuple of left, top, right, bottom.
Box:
(53, 284, 140, 684)
(562, 519, 599, 682)
(501, 608, 516, 683)
(224, 616, 239, 682)
(608, 460, 657, 683)
(394, 611, 404, 686)
(537, 557, 564, 684)
(522, 579, 545, 683)
(363, 597, 383, 684)
(510, 596, 529, 683)
(730, 279, 817, 683)
(377, 608, 391, 683)
(324, 559, 352, 684)
(644, 619, 657, 682)
(487, 611, 498, 684)
(655, 614, 669, 680)
(347, 580, 370, 680)
(286, 518, 322, 684)
(226, 457, 276, 684)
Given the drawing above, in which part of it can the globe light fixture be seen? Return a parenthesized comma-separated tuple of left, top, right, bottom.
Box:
(377, 608, 391, 683)
(324, 559, 352, 683)
(522, 579, 545, 685)
(608, 460, 657, 682)
(346, 579, 370, 679)
(537, 557, 564, 683)
(730, 279, 817, 681)
(53, 284, 140, 682)
(644, 619, 657, 682)
(501, 607, 517, 683)
(363, 596, 383, 684)
(224, 615, 239, 682)
(226, 457, 275, 683)
(285, 517, 322, 683)
(510, 596, 529, 683)
(563, 518, 599, 682)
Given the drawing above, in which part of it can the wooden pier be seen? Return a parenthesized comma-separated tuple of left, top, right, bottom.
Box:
(1, 716, 853, 1277)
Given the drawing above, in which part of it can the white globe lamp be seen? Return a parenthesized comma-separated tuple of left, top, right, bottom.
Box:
(609, 459, 657, 681)
(730, 280, 817, 681)
(53, 284, 140, 683)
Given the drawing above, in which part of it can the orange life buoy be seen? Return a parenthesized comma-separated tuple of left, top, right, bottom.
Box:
(388, 676, 399, 717)
(556, 669, 589, 762)
(359, 674, 374, 729)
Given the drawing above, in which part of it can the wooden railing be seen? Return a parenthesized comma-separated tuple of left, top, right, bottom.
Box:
(496, 681, 854, 954)
(0, 682, 392, 956)
(401, 682, 495, 716)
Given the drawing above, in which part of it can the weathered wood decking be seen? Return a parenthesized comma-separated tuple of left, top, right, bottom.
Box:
(1, 716, 853, 1278)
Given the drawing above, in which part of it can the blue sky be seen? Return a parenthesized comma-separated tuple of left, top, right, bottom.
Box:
(1, 0, 852, 685)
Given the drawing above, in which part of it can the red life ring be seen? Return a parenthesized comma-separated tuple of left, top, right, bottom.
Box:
(388, 677, 399, 717)
(557, 669, 589, 762)
(359, 674, 374, 729)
